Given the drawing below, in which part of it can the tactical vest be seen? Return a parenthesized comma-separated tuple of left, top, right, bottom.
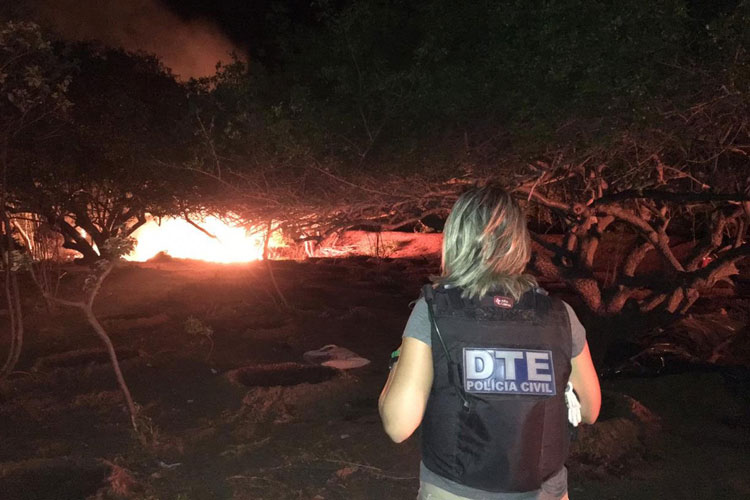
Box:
(421, 284, 572, 493)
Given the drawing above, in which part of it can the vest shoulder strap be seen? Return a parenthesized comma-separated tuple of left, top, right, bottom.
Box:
(422, 284, 470, 408)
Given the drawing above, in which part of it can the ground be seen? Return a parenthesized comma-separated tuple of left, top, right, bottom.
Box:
(0, 257, 749, 500)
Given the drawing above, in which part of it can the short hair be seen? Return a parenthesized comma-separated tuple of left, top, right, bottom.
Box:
(434, 185, 536, 300)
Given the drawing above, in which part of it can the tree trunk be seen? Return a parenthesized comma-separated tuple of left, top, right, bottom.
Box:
(84, 304, 138, 431)
(262, 219, 272, 261)
(0, 215, 23, 378)
(263, 220, 289, 309)
(54, 216, 100, 263)
(27, 259, 140, 432)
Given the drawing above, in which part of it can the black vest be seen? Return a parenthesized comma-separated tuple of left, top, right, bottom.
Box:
(421, 285, 572, 493)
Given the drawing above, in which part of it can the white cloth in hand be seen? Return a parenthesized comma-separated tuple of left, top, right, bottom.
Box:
(565, 382, 582, 427)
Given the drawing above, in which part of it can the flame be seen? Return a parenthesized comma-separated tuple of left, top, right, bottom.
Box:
(125, 216, 281, 263)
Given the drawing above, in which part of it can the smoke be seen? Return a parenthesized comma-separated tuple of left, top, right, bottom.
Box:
(30, 0, 243, 79)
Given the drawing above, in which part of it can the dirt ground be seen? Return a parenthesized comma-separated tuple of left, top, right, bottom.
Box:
(0, 257, 749, 500)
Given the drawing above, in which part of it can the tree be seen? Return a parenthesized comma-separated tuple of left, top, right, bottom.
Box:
(272, 0, 697, 168)
(8, 43, 201, 262)
(0, 21, 71, 377)
(21, 233, 142, 431)
(0, 34, 208, 427)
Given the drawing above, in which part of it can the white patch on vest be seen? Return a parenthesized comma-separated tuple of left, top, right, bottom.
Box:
(462, 348, 556, 396)
(493, 296, 515, 309)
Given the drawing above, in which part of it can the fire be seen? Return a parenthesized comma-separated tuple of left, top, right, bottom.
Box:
(125, 216, 281, 263)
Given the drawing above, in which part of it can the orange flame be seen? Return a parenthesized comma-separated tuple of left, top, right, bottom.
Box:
(125, 216, 282, 263)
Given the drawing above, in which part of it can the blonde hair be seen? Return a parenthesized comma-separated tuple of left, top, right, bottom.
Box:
(434, 185, 536, 300)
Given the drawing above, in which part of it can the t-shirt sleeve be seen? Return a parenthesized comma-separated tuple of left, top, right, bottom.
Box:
(562, 301, 587, 357)
(402, 297, 432, 347)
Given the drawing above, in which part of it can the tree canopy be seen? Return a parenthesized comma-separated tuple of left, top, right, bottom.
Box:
(251, 0, 748, 165)
(3, 33, 204, 260)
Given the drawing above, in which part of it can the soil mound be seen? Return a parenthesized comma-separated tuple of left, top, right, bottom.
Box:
(570, 391, 661, 476)
(0, 457, 108, 500)
(226, 362, 339, 387)
(32, 348, 139, 372)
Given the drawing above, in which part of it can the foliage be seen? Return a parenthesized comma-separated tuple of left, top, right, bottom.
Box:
(0, 21, 70, 378)
(101, 235, 137, 261)
(0, 21, 72, 141)
(182, 0, 737, 176)
(186, 59, 300, 183)
(272, 0, 712, 163)
(6, 43, 202, 261)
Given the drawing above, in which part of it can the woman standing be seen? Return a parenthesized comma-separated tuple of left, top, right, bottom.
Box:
(379, 186, 601, 500)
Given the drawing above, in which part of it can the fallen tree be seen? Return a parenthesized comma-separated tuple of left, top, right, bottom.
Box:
(515, 88, 750, 320)
(188, 74, 750, 357)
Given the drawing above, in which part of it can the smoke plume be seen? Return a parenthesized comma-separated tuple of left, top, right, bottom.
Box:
(30, 0, 242, 79)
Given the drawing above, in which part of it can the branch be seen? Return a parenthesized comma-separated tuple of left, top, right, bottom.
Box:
(685, 207, 744, 270)
(86, 262, 113, 308)
(593, 190, 750, 206)
(697, 244, 750, 280)
(196, 112, 221, 176)
(308, 162, 393, 197)
(184, 215, 218, 240)
(528, 242, 603, 312)
(52, 215, 99, 260)
(44, 294, 86, 309)
(514, 187, 571, 212)
(622, 239, 654, 278)
(25, 257, 85, 309)
(123, 214, 147, 238)
(529, 232, 576, 262)
(595, 205, 684, 272)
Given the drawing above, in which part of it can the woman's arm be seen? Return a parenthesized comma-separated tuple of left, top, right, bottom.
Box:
(378, 336, 434, 443)
(569, 341, 601, 424)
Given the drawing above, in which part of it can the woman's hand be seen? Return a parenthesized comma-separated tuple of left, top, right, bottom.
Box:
(378, 337, 434, 443)
(569, 341, 601, 424)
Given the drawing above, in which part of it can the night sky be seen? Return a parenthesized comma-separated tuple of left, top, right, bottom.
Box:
(13, 0, 744, 79)
(160, 0, 740, 57)
(15, 0, 338, 77)
(154, 0, 327, 68)
(160, 0, 318, 48)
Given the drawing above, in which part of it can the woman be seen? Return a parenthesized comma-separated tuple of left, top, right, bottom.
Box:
(379, 186, 601, 500)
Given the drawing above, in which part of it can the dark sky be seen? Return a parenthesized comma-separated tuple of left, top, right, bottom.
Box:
(159, 0, 322, 63)
(19, 0, 333, 78)
(159, 0, 740, 46)
(15, 0, 743, 79)
(160, 0, 270, 46)
(24, 0, 251, 78)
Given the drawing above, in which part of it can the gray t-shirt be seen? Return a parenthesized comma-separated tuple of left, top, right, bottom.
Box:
(403, 296, 587, 500)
